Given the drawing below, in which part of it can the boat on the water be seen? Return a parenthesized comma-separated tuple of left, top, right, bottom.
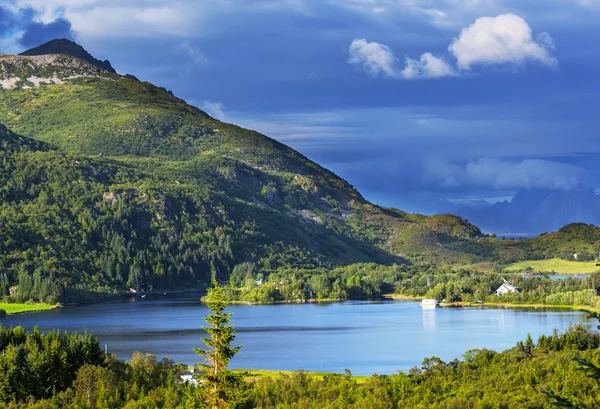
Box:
(421, 299, 438, 308)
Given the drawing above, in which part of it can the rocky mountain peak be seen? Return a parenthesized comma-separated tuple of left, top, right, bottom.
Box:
(19, 38, 116, 73)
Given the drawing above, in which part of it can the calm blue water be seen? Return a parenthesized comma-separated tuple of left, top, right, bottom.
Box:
(523, 274, 592, 280)
(0, 295, 595, 375)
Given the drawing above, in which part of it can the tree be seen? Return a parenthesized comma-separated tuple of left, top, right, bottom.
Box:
(194, 281, 243, 409)
(525, 333, 535, 356)
(547, 358, 600, 408)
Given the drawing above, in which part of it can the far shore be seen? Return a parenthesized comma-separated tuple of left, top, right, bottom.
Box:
(219, 298, 346, 306)
(383, 295, 600, 316)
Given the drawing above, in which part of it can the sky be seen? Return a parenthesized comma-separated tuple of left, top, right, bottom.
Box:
(1, 0, 600, 213)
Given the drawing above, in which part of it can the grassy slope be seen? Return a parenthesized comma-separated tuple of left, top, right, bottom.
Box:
(504, 258, 600, 274)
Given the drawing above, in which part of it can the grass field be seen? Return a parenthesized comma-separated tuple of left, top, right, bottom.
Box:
(0, 303, 58, 314)
(233, 369, 370, 384)
(504, 258, 600, 274)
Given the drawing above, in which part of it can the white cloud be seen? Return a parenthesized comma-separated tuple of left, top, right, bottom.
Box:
(350, 13, 557, 80)
(348, 38, 455, 79)
(448, 14, 557, 69)
(348, 38, 399, 78)
(201, 101, 226, 121)
(178, 42, 209, 65)
(67, 6, 191, 38)
(424, 157, 586, 190)
(400, 52, 456, 79)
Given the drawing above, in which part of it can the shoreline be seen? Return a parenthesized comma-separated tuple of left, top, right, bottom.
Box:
(452, 301, 600, 315)
(7, 294, 599, 318)
(221, 298, 346, 306)
(383, 295, 600, 316)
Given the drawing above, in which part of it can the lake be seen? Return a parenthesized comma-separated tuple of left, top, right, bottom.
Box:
(1, 295, 595, 375)
(523, 274, 592, 280)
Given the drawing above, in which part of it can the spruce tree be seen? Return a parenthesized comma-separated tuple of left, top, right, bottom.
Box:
(525, 333, 535, 356)
(194, 280, 242, 408)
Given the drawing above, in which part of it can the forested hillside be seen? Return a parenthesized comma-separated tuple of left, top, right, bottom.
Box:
(0, 40, 504, 301)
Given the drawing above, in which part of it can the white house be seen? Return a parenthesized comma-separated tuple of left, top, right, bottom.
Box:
(181, 372, 199, 386)
(495, 281, 519, 296)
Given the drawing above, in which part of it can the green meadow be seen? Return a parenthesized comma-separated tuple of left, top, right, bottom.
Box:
(504, 258, 600, 274)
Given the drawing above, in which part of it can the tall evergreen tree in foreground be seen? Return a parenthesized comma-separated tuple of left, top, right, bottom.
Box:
(194, 281, 243, 409)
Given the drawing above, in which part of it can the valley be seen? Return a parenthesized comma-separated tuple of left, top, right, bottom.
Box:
(0, 38, 600, 408)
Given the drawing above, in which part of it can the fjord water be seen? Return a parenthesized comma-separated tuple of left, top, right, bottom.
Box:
(1, 295, 594, 375)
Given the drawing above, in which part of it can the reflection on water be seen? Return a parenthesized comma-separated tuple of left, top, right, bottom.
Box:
(422, 308, 436, 330)
(0, 295, 595, 376)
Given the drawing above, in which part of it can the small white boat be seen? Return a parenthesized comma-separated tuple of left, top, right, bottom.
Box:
(421, 299, 438, 308)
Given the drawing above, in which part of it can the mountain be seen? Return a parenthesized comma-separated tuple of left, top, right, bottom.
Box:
(19, 38, 116, 73)
(454, 189, 600, 236)
(0, 40, 494, 302)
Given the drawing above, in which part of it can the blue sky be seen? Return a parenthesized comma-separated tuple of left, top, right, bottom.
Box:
(2, 0, 600, 212)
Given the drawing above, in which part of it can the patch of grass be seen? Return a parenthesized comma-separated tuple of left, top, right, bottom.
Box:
(503, 258, 600, 274)
(233, 369, 369, 384)
(0, 303, 58, 314)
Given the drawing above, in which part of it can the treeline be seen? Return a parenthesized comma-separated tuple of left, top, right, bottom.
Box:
(395, 269, 600, 305)
(222, 262, 600, 307)
(223, 263, 401, 303)
(1, 325, 600, 408)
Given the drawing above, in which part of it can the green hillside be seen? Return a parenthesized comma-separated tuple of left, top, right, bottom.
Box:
(496, 223, 600, 263)
(0, 40, 576, 302)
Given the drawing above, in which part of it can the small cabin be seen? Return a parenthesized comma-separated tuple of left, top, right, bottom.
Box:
(495, 282, 519, 296)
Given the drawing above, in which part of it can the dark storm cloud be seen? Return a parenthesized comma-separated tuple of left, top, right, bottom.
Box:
(19, 17, 74, 48)
(0, 6, 74, 50)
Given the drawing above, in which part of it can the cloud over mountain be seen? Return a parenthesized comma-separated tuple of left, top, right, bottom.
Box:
(0, 6, 75, 50)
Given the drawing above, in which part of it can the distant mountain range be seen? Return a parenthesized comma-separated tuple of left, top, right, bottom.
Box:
(451, 189, 600, 237)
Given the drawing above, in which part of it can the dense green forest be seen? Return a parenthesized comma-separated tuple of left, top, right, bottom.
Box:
(1, 42, 600, 303)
